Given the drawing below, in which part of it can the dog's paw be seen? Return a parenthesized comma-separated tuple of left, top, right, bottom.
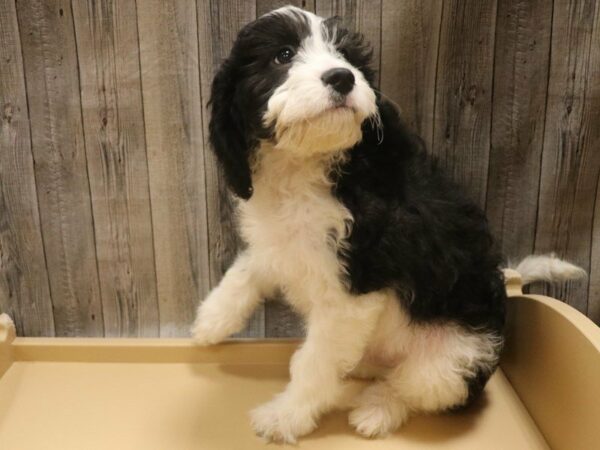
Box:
(190, 310, 231, 345)
(190, 320, 222, 346)
(349, 385, 408, 438)
(250, 395, 317, 443)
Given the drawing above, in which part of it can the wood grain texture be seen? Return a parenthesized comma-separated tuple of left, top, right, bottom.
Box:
(433, 0, 498, 208)
(196, 0, 264, 337)
(16, 0, 104, 337)
(72, 0, 159, 337)
(533, 0, 600, 314)
(265, 297, 304, 338)
(0, 0, 54, 336)
(257, 0, 315, 16)
(352, 0, 380, 89)
(584, 1, 600, 324)
(486, 0, 553, 262)
(3, 1, 600, 335)
(380, 0, 442, 148)
(137, 0, 209, 337)
(590, 141, 600, 322)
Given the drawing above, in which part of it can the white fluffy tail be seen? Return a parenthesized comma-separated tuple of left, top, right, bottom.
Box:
(509, 253, 587, 286)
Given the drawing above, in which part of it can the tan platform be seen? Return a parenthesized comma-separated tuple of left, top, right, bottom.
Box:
(1, 273, 599, 450)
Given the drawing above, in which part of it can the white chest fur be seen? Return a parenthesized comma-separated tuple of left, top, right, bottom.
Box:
(238, 146, 352, 311)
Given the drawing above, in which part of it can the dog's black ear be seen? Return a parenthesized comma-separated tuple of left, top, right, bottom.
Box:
(209, 59, 254, 200)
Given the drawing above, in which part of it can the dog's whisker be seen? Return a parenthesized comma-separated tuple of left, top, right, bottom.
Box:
(370, 87, 402, 110)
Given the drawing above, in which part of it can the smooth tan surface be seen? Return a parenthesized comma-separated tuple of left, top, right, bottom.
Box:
(3, 280, 599, 450)
(0, 359, 546, 450)
(502, 280, 600, 450)
(0, 309, 550, 450)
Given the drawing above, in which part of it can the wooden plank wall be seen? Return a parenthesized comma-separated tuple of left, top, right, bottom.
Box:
(1, 0, 599, 337)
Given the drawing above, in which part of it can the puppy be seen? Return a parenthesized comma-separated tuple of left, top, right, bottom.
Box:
(191, 6, 583, 443)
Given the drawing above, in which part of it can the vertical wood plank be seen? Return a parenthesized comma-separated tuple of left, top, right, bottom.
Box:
(257, 0, 315, 16)
(0, 0, 54, 336)
(534, 0, 600, 314)
(353, 0, 380, 89)
(197, 0, 265, 337)
(585, 3, 600, 325)
(5, 0, 599, 333)
(589, 170, 600, 324)
(72, 0, 159, 336)
(380, 0, 443, 148)
(486, 0, 553, 262)
(137, 0, 210, 337)
(16, 0, 104, 336)
(315, 0, 347, 18)
(316, 0, 381, 87)
(265, 297, 304, 338)
(433, 0, 498, 208)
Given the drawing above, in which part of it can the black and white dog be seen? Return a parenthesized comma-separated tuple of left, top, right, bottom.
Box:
(192, 6, 585, 442)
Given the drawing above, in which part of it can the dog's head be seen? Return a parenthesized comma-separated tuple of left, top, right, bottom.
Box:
(209, 6, 378, 199)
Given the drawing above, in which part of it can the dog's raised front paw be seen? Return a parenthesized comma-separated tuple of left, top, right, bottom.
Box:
(190, 309, 233, 345)
(250, 395, 317, 443)
(191, 320, 223, 346)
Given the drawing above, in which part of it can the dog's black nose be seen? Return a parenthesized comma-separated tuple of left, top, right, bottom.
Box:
(321, 68, 355, 95)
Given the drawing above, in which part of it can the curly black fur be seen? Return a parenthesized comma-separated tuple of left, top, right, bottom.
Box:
(333, 100, 506, 334)
(209, 9, 312, 199)
(329, 99, 506, 405)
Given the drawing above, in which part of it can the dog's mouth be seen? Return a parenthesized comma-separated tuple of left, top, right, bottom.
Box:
(329, 93, 355, 110)
(273, 107, 364, 155)
(283, 107, 359, 131)
(272, 104, 360, 133)
(309, 103, 358, 121)
(330, 104, 355, 112)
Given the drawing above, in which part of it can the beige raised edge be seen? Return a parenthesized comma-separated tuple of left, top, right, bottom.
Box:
(502, 269, 600, 450)
(1, 322, 545, 449)
(1, 275, 598, 449)
(0, 314, 16, 378)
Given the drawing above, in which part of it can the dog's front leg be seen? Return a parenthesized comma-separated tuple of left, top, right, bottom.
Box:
(191, 251, 269, 344)
(250, 293, 386, 443)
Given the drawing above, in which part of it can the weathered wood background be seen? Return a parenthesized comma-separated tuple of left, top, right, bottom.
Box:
(1, 0, 599, 337)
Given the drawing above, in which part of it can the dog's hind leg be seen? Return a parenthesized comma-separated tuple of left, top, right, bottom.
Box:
(250, 291, 387, 443)
(349, 323, 502, 437)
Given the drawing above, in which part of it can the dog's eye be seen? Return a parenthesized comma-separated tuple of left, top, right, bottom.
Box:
(275, 47, 295, 64)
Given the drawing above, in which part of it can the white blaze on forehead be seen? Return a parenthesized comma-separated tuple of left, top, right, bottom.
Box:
(262, 6, 377, 155)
